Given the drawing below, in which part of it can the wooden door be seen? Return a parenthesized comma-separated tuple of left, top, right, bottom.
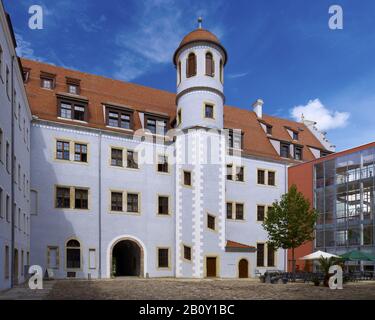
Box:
(239, 259, 248, 278)
(206, 257, 217, 277)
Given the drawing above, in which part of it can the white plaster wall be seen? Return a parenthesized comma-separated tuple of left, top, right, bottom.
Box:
(0, 4, 31, 290)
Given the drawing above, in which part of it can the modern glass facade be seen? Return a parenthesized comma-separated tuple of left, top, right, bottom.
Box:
(314, 147, 375, 269)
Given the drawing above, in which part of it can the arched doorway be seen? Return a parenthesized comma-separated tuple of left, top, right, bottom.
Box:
(238, 259, 249, 278)
(112, 240, 142, 277)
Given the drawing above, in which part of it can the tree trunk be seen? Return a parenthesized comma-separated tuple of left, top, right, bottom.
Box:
(292, 248, 296, 282)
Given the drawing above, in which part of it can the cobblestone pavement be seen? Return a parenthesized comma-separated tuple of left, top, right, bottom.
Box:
(2, 278, 374, 300)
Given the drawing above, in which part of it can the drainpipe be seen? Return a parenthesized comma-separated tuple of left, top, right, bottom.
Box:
(98, 131, 102, 278)
(10, 55, 15, 288)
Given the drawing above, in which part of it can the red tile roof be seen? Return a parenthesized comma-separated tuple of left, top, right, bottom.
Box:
(21, 58, 329, 162)
(226, 240, 256, 249)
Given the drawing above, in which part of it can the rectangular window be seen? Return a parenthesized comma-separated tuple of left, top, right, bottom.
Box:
(266, 125, 272, 135)
(257, 243, 265, 267)
(68, 84, 78, 95)
(235, 166, 244, 182)
(41, 78, 53, 89)
(75, 188, 88, 209)
(183, 171, 192, 186)
(226, 202, 233, 219)
(226, 164, 233, 180)
(56, 140, 70, 160)
(157, 155, 169, 173)
(59, 100, 87, 121)
(158, 196, 169, 215)
(106, 108, 132, 130)
(6, 195, 9, 222)
(47, 246, 59, 269)
(111, 192, 123, 212)
(111, 148, 123, 167)
(267, 244, 275, 267)
(56, 187, 70, 208)
(74, 143, 87, 162)
(127, 193, 139, 213)
(294, 146, 303, 160)
(145, 116, 168, 135)
(257, 205, 265, 222)
(126, 150, 138, 169)
(235, 203, 244, 220)
(5, 245, 9, 279)
(6, 66, 10, 98)
(183, 245, 191, 261)
(293, 131, 299, 141)
(6, 141, 9, 172)
(60, 103, 72, 119)
(280, 143, 290, 158)
(268, 171, 276, 186)
(158, 248, 169, 268)
(204, 104, 214, 119)
(21, 250, 24, 275)
(228, 130, 243, 149)
(257, 169, 265, 185)
(177, 109, 182, 125)
(207, 214, 216, 230)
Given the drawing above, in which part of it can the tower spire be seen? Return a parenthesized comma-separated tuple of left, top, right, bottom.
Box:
(198, 17, 203, 29)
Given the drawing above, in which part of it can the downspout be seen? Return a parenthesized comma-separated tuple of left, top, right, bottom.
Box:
(10, 55, 15, 287)
(98, 131, 102, 278)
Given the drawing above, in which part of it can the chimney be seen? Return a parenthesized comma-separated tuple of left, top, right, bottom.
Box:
(252, 99, 264, 118)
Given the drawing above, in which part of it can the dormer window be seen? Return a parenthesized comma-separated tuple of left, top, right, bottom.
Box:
(280, 143, 290, 158)
(58, 97, 88, 122)
(227, 129, 243, 150)
(66, 77, 81, 95)
(106, 106, 133, 130)
(22, 68, 30, 83)
(205, 52, 214, 77)
(145, 114, 168, 135)
(266, 125, 273, 135)
(294, 146, 303, 160)
(40, 72, 56, 89)
(293, 131, 299, 140)
(186, 53, 197, 78)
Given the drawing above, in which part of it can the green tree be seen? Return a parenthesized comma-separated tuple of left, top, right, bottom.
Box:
(262, 184, 318, 277)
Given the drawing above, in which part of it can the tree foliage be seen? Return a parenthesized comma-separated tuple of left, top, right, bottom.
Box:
(262, 184, 318, 251)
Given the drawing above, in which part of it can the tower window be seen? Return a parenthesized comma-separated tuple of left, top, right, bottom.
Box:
(186, 53, 197, 78)
(204, 104, 214, 119)
(207, 214, 216, 231)
(177, 109, 182, 125)
(220, 59, 223, 83)
(183, 245, 191, 261)
(183, 171, 192, 186)
(178, 61, 182, 84)
(205, 52, 214, 77)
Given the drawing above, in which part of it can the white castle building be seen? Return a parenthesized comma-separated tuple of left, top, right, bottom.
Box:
(0, 8, 334, 289)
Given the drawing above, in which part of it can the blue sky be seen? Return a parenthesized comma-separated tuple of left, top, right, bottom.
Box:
(4, 0, 375, 151)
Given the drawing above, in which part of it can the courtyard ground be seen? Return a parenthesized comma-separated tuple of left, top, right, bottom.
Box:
(1, 278, 375, 300)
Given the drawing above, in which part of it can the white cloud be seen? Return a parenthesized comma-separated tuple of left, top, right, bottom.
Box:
(290, 98, 350, 131)
(227, 72, 248, 79)
(114, 0, 225, 81)
(15, 33, 46, 61)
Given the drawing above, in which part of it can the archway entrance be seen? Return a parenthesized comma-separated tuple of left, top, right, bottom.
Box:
(238, 259, 248, 278)
(112, 240, 142, 277)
